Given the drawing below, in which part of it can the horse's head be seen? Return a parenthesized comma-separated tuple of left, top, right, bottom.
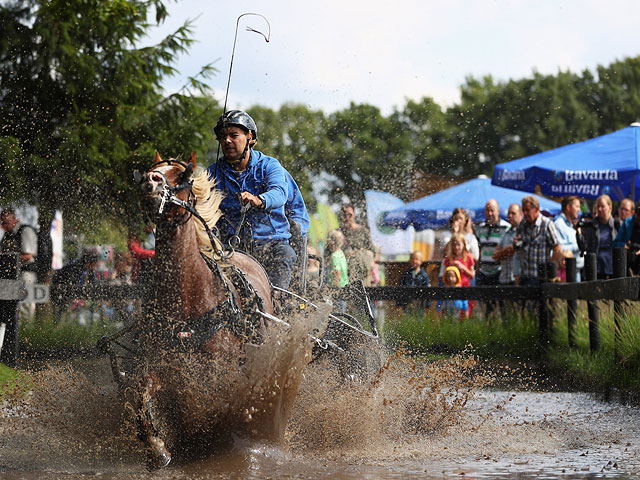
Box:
(136, 151, 197, 225)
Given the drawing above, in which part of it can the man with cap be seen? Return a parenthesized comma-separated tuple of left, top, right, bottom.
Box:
(207, 110, 309, 290)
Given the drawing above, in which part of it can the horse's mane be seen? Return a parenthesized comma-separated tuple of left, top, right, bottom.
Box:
(182, 166, 223, 258)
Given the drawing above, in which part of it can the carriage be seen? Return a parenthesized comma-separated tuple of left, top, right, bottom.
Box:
(96, 152, 383, 468)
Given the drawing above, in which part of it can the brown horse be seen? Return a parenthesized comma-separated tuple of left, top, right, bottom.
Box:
(128, 152, 315, 468)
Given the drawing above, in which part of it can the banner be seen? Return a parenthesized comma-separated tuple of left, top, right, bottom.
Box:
(308, 202, 339, 247)
(365, 190, 414, 256)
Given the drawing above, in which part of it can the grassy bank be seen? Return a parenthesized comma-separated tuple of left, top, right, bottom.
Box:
(548, 301, 640, 395)
(1, 317, 116, 395)
(384, 300, 640, 398)
(19, 318, 117, 358)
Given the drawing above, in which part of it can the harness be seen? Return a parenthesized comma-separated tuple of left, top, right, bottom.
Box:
(136, 159, 267, 351)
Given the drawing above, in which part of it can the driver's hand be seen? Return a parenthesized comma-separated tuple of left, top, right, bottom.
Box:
(238, 191, 263, 208)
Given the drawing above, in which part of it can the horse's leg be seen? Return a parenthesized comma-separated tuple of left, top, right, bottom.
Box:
(138, 371, 172, 469)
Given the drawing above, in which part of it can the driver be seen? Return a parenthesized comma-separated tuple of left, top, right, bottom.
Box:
(207, 110, 309, 290)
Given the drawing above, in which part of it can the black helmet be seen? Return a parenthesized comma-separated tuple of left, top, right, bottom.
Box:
(214, 110, 258, 144)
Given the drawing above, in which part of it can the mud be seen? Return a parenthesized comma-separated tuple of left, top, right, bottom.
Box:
(1, 344, 639, 479)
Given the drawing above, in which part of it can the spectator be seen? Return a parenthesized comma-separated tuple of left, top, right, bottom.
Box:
(0, 207, 37, 365)
(0, 208, 38, 319)
(515, 195, 563, 286)
(553, 196, 583, 281)
(577, 194, 618, 279)
(613, 204, 640, 275)
(52, 251, 100, 288)
(339, 204, 376, 286)
(128, 225, 156, 284)
(306, 245, 321, 289)
(493, 203, 522, 286)
(441, 208, 479, 265)
(440, 232, 475, 287)
(325, 229, 349, 313)
(52, 251, 100, 324)
(437, 266, 469, 320)
(325, 230, 349, 288)
(397, 251, 430, 312)
(110, 251, 133, 285)
(476, 199, 510, 286)
(618, 198, 635, 223)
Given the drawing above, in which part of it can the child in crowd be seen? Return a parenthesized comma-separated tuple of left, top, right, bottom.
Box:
(326, 229, 349, 313)
(397, 250, 431, 312)
(326, 229, 349, 288)
(441, 232, 475, 287)
(437, 265, 470, 320)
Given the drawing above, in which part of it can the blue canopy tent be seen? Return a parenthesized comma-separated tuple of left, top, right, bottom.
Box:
(381, 177, 561, 231)
(492, 123, 640, 201)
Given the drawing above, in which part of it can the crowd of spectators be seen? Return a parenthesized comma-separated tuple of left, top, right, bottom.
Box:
(5, 193, 640, 328)
(396, 192, 640, 320)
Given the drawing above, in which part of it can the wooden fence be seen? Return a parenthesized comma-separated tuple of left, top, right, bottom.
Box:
(1, 249, 638, 365)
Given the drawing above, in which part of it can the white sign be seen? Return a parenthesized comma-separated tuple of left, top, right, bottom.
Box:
(20, 284, 50, 304)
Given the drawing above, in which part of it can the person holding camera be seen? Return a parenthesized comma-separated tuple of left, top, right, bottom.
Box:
(613, 204, 640, 275)
(513, 195, 564, 286)
(577, 194, 618, 279)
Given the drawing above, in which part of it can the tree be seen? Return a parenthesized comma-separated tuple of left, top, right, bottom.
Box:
(393, 97, 457, 191)
(0, 0, 217, 232)
(249, 103, 329, 210)
(323, 103, 412, 207)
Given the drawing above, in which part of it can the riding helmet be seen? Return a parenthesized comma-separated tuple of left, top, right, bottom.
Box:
(214, 110, 258, 144)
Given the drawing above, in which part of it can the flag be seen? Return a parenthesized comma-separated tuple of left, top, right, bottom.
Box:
(365, 190, 414, 256)
(308, 202, 339, 247)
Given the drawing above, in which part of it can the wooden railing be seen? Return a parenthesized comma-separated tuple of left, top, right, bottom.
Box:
(2, 249, 637, 365)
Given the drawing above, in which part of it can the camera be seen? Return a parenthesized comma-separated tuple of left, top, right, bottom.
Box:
(513, 238, 524, 250)
(629, 243, 640, 254)
(576, 213, 594, 230)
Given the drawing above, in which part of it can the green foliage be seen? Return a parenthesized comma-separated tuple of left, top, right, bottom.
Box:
(549, 303, 640, 392)
(0, 0, 219, 233)
(19, 316, 118, 354)
(0, 363, 32, 398)
(384, 308, 540, 359)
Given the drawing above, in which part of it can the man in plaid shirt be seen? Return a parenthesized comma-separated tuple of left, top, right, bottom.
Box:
(515, 195, 564, 286)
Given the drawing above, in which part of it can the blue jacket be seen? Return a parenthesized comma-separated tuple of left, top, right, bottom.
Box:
(207, 150, 308, 241)
(284, 170, 310, 236)
(614, 215, 636, 247)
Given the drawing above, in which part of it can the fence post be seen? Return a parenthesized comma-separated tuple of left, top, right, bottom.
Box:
(565, 257, 577, 348)
(612, 247, 627, 362)
(537, 262, 552, 348)
(0, 253, 20, 366)
(584, 252, 600, 352)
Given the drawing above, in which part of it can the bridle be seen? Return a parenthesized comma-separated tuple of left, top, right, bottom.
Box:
(135, 158, 231, 260)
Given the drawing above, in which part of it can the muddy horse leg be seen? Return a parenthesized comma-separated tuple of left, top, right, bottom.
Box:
(138, 372, 171, 469)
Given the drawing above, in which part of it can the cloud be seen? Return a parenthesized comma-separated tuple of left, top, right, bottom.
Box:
(152, 0, 640, 114)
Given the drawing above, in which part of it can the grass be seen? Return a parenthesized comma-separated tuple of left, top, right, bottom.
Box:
(19, 317, 118, 357)
(0, 362, 32, 399)
(384, 299, 640, 399)
(547, 301, 640, 394)
(384, 305, 540, 360)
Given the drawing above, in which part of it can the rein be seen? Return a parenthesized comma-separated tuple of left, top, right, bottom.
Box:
(137, 159, 231, 260)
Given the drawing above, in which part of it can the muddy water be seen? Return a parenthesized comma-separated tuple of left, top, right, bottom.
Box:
(1, 351, 639, 479)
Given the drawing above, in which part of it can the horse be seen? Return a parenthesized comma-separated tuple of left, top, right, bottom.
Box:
(127, 152, 319, 469)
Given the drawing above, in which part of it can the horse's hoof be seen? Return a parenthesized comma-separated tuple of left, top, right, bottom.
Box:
(146, 436, 171, 470)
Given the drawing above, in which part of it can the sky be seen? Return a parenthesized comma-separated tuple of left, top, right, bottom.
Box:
(147, 0, 640, 115)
